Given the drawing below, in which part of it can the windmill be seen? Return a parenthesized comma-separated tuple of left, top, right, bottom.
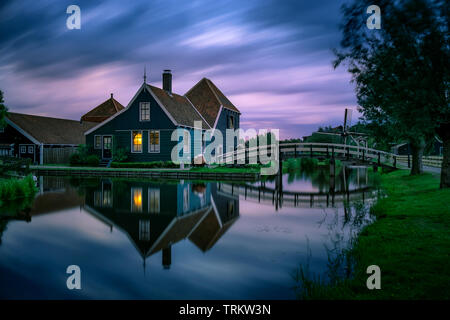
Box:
(314, 108, 369, 148)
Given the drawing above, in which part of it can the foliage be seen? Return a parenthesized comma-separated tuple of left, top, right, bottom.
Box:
(69, 144, 100, 167)
(0, 175, 38, 204)
(113, 147, 128, 163)
(295, 170, 450, 299)
(334, 0, 449, 179)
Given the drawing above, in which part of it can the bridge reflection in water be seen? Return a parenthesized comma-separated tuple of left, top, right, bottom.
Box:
(82, 180, 240, 270)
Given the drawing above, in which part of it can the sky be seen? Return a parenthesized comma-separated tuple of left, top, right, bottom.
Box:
(0, 0, 358, 139)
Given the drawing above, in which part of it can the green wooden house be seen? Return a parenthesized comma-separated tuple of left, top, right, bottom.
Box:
(84, 70, 241, 163)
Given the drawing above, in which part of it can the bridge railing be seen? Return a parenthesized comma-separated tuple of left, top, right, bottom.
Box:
(213, 142, 442, 169)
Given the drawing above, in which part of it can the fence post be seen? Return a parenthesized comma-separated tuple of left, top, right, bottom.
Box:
(326, 145, 329, 158)
(346, 147, 350, 160)
(408, 154, 411, 168)
(310, 144, 313, 158)
(394, 155, 397, 168)
(378, 152, 381, 166)
(294, 145, 297, 158)
(332, 146, 335, 159)
(362, 148, 365, 161)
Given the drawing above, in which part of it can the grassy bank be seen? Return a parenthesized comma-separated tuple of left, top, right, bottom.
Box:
(0, 175, 38, 208)
(298, 170, 450, 299)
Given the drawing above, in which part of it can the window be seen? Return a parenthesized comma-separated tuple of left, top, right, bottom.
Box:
(183, 130, 190, 154)
(139, 220, 150, 241)
(0, 127, 4, 133)
(94, 136, 102, 149)
(149, 130, 160, 153)
(28, 146, 34, 154)
(0, 148, 10, 156)
(140, 102, 150, 121)
(227, 115, 234, 129)
(131, 188, 143, 212)
(148, 188, 160, 213)
(132, 131, 143, 153)
(20, 146, 27, 154)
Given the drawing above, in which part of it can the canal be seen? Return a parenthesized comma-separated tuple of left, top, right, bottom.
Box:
(0, 164, 379, 299)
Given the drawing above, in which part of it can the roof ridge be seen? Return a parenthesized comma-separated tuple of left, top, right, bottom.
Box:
(204, 78, 222, 108)
(184, 77, 208, 97)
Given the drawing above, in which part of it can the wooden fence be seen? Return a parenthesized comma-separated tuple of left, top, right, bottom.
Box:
(396, 155, 443, 168)
(43, 147, 77, 164)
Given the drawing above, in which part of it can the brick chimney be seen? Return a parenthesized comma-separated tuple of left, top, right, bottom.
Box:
(162, 69, 172, 94)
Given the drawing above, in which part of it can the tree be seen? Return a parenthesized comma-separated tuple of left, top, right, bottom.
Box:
(0, 90, 7, 129)
(334, 0, 449, 187)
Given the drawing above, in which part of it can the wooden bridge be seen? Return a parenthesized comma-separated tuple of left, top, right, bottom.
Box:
(219, 142, 405, 169)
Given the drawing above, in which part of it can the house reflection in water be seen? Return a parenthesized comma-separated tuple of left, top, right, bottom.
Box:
(83, 180, 240, 269)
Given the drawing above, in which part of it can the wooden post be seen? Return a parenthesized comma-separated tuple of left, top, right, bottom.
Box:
(294, 145, 297, 158)
(408, 154, 411, 168)
(362, 148, 365, 161)
(332, 146, 335, 159)
(377, 152, 381, 166)
(310, 144, 313, 158)
(394, 155, 397, 168)
(326, 145, 329, 158)
(346, 147, 350, 160)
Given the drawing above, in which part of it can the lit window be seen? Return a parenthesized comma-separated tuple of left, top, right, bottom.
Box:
(131, 188, 143, 212)
(148, 188, 160, 213)
(94, 136, 102, 149)
(140, 102, 150, 121)
(132, 131, 143, 153)
(149, 130, 160, 153)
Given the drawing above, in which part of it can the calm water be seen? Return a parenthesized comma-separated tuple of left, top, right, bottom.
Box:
(0, 166, 378, 299)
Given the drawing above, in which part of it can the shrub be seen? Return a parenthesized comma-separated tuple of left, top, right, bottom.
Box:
(86, 155, 100, 167)
(0, 175, 37, 203)
(69, 153, 81, 166)
(113, 147, 128, 163)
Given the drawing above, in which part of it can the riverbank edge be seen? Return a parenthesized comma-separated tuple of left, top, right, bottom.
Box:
(298, 169, 450, 299)
(30, 165, 261, 181)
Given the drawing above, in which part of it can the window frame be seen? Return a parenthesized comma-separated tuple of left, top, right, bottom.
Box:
(131, 130, 143, 153)
(28, 146, 34, 154)
(228, 115, 234, 129)
(148, 188, 160, 213)
(20, 145, 27, 154)
(94, 135, 102, 149)
(148, 130, 160, 153)
(139, 102, 151, 122)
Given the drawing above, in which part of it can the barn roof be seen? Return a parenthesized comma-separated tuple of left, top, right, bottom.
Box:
(147, 85, 209, 128)
(186, 78, 240, 128)
(6, 112, 97, 145)
(81, 94, 124, 123)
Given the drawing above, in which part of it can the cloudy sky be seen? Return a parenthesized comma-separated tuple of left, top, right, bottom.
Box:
(0, 0, 357, 139)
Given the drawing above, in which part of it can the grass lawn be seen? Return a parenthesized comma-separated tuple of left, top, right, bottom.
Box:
(300, 169, 450, 299)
